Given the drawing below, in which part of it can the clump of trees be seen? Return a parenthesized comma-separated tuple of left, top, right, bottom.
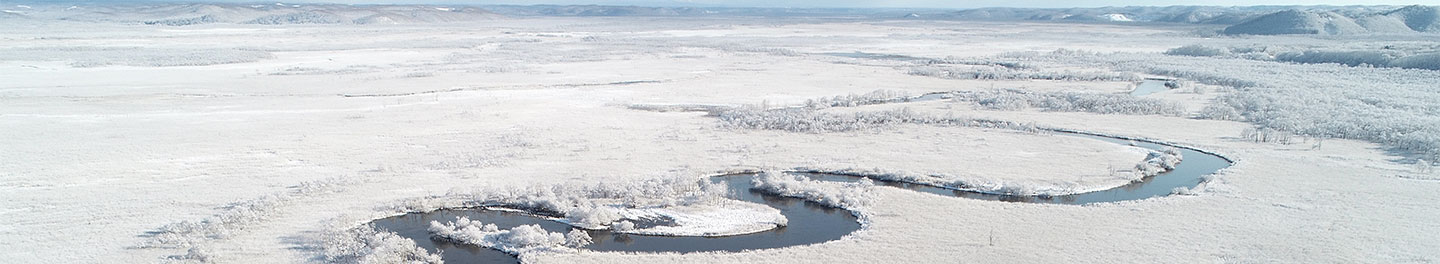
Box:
(907, 65, 1140, 81)
(1055, 48, 1440, 160)
(243, 12, 347, 25)
(428, 217, 592, 255)
(320, 225, 442, 264)
(1164, 44, 1440, 70)
(715, 107, 1044, 134)
(1164, 44, 1231, 57)
(749, 171, 875, 210)
(1240, 127, 1299, 144)
(387, 175, 731, 231)
(1134, 147, 1184, 180)
(952, 89, 1188, 116)
(802, 90, 916, 109)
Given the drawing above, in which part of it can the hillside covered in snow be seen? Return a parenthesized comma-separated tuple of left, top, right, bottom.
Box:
(1224, 5, 1440, 35)
(3, 2, 1437, 34)
(0, 3, 503, 25)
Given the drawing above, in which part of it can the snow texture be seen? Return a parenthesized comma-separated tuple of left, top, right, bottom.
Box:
(4, 6, 1438, 264)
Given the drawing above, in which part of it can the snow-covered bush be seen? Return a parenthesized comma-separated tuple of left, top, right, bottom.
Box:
(803, 90, 915, 109)
(1240, 127, 1298, 144)
(702, 43, 801, 56)
(428, 217, 581, 255)
(1198, 103, 1244, 121)
(610, 220, 636, 232)
(749, 171, 875, 209)
(906, 65, 1140, 81)
(502, 225, 567, 249)
(1390, 53, 1440, 70)
(244, 12, 347, 25)
(389, 175, 733, 232)
(144, 15, 219, 26)
(1274, 50, 1403, 67)
(625, 103, 735, 113)
(146, 177, 356, 248)
(716, 107, 1044, 134)
(939, 56, 1034, 69)
(1161, 44, 1440, 71)
(566, 206, 623, 228)
(1165, 44, 1232, 57)
(1132, 148, 1184, 181)
(1140, 66, 1261, 88)
(166, 246, 216, 263)
(1170, 186, 1199, 196)
(564, 229, 593, 247)
(953, 89, 1187, 116)
(320, 225, 442, 264)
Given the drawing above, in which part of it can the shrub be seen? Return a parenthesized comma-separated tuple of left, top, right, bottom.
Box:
(1165, 45, 1232, 57)
(320, 225, 442, 264)
(429, 217, 576, 255)
(610, 220, 636, 232)
(749, 171, 875, 209)
(146, 177, 356, 249)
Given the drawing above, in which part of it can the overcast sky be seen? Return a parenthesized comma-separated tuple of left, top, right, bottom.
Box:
(97, 0, 1440, 8)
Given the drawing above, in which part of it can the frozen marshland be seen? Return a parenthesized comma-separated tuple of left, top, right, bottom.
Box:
(2, 2, 1439, 263)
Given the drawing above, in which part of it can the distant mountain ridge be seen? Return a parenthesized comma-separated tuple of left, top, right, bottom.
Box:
(1, 3, 502, 25)
(1224, 5, 1440, 35)
(937, 6, 1294, 23)
(1, 2, 1436, 35)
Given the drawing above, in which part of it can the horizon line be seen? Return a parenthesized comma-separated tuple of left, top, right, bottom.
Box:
(7, 1, 1428, 10)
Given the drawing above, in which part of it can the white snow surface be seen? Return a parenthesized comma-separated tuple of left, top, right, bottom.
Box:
(600, 200, 788, 236)
(546, 198, 786, 237)
(1, 14, 1436, 264)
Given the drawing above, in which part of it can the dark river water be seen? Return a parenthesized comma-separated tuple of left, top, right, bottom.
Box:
(369, 132, 1231, 263)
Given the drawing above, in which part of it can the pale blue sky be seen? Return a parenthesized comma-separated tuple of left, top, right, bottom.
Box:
(461, 0, 1435, 8)
(73, 0, 1440, 8)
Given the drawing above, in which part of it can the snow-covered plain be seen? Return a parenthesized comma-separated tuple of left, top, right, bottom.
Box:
(2, 11, 1438, 264)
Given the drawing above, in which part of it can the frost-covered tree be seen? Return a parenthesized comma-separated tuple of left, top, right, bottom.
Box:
(321, 225, 442, 264)
(1020, 49, 1440, 160)
(564, 229, 592, 247)
(716, 106, 1044, 134)
(953, 89, 1187, 116)
(610, 220, 636, 232)
(749, 171, 876, 209)
(429, 217, 577, 255)
(1165, 45, 1232, 57)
